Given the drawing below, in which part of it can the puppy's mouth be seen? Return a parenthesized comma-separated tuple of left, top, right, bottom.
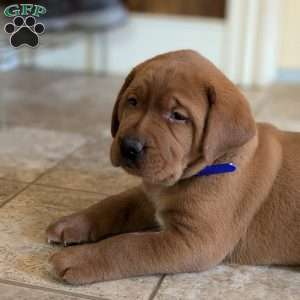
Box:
(119, 151, 144, 176)
(121, 157, 183, 186)
(113, 138, 183, 185)
(122, 158, 141, 172)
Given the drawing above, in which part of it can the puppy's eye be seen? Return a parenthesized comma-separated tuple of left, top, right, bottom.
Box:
(170, 111, 189, 122)
(127, 97, 137, 107)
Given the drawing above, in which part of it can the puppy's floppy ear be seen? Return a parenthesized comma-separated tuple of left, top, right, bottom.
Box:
(202, 84, 256, 162)
(111, 69, 136, 137)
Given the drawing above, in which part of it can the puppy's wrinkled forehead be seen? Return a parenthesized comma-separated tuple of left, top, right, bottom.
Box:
(129, 59, 202, 108)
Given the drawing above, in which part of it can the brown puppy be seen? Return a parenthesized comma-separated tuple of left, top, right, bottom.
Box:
(47, 50, 300, 284)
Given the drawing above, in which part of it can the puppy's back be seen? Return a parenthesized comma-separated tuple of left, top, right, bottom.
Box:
(255, 124, 300, 264)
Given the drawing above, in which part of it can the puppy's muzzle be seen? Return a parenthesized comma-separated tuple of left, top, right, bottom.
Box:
(120, 136, 145, 167)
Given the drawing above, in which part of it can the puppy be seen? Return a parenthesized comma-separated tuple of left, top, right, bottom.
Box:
(47, 50, 300, 284)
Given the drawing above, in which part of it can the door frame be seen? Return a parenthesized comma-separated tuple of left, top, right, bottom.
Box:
(224, 0, 281, 86)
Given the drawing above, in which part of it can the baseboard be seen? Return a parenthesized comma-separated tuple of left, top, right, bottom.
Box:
(277, 69, 300, 82)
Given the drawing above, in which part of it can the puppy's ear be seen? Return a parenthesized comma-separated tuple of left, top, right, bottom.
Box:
(111, 69, 136, 137)
(202, 84, 256, 162)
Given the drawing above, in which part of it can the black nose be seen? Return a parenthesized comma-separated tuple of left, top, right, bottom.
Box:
(120, 137, 144, 164)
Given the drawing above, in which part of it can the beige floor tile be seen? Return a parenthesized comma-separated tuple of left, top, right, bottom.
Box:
(256, 96, 300, 131)
(264, 84, 300, 101)
(0, 184, 160, 300)
(0, 281, 86, 300)
(37, 139, 140, 195)
(240, 87, 268, 115)
(1, 70, 299, 300)
(0, 70, 123, 137)
(257, 118, 300, 132)
(0, 127, 86, 182)
(0, 179, 27, 206)
(260, 88, 300, 120)
(155, 265, 300, 300)
(0, 69, 67, 94)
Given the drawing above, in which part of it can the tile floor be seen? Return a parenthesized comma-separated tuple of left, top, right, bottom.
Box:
(0, 69, 299, 300)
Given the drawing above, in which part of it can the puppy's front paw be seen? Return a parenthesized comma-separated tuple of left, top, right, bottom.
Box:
(50, 245, 102, 285)
(47, 214, 96, 246)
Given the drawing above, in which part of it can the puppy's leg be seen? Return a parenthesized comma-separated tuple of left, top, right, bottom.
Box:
(50, 230, 218, 284)
(46, 187, 157, 245)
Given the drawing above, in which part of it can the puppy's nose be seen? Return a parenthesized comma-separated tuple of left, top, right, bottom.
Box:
(120, 136, 144, 163)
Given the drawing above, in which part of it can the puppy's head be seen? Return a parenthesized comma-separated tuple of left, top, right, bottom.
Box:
(110, 50, 256, 185)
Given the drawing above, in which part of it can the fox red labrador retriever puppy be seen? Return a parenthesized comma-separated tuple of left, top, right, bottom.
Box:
(47, 50, 300, 284)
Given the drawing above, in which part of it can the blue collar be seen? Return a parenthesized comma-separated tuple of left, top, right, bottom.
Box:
(194, 163, 236, 177)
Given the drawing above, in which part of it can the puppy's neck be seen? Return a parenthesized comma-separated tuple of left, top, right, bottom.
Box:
(143, 134, 258, 205)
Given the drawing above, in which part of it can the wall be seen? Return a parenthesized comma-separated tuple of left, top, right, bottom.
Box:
(278, 0, 300, 69)
(28, 13, 225, 76)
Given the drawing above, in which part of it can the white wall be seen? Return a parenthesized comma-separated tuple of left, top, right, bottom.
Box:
(96, 14, 225, 74)
(32, 13, 225, 75)
(278, 0, 300, 69)
(19, 3, 283, 86)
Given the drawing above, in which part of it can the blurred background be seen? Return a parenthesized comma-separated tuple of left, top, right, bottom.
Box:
(0, 0, 299, 135)
(0, 2, 299, 299)
(1, 0, 299, 84)
(0, 0, 299, 147)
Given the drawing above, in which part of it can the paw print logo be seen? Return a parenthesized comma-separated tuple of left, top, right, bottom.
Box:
(4, 16, 45, 48)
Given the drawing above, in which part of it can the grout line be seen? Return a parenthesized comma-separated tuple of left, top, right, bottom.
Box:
(0, 183, 32, 209)
(0, 143, 86, 209)
(0, 278, 109, 300)
(32, 143, 88, 183)
(0, 177, 110, 198)
(148, 275, 165, 300)
(32, 182, 108, 196)
(0, 120, 19, 129)
(0, 173, 117, 198)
